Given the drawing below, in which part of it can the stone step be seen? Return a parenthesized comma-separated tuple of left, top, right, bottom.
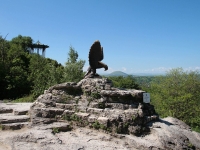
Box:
(56, 103, 79, 110)
(0, 114, 30, 124)
(1, 122, 29, 130)
(36, 122, 72, 132)
(86, 108, 104, 114)
(13, 110, 29, 115)
(0, 108, 13, 114)
(32, 107, 64, 118)
(0, 103, 32, 115)
(75, 112, 90, 119)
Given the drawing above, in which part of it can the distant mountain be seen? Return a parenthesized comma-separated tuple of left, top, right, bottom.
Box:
(105, 71, 129, 77)
(103, 71, 165, 77)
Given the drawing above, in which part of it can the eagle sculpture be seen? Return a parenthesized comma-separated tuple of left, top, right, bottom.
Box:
(84, 40, 108, 78)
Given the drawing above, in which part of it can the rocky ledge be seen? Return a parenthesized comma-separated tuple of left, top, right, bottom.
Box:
(1, 78, 199, 150)
(30, 78, 158, 135)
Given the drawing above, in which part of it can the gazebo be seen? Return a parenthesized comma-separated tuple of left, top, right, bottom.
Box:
(30, 40, 49, 57)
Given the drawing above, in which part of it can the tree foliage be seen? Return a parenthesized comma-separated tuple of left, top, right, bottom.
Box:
(63, 46, 85, 82)
(0, 35, 85, 100)
(108, 75, 140, 89)
(0, 35, 31, 98)
(28, 54, 64, 98)
(148, 68, 200, 131)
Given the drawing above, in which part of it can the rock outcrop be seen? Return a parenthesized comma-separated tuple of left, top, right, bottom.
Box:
(1, 78, 200, 150)
(30, 78, 158, 135)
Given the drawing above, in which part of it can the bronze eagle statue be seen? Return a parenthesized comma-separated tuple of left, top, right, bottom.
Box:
(84, 40, 108, 78)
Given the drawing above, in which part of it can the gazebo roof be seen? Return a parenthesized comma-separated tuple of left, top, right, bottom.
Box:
(31, 40, 49, 49)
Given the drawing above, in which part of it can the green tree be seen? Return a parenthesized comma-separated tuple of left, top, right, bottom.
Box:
(64, 46, 85, 82)
(0, 34, 65, 100)
(108, 76, 140, 89)
(29, 54, 64, 98)
(149, 68, 200, 131)
(10, 35, 33, 53)
(0, 35, 10, 99)
(1, 35, 32, 99)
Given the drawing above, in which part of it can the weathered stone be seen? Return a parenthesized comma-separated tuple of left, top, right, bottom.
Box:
(1, 122, 29, 130)
(48, 82, 80, 93)
(0, 114, 30, 124)
(30, 117, 57, 125)
(62, 110, 75, 116)
(31, 107, 64, 118)
(55, 103, 66, 109)
(88, 115, 97, 123)
(76, 106, 87, 113)
(75, 112, 90, 119)
(128, 125, 141, 135)
(29, 78, 159, 137)
(89, 102, 99, 108)
(87, 108, 104, 114)
(108, 114, 121, 122)
(0, 108, 13, 114)
(105, 103, 129, 110)
(13, 110, 28, 115)
(97, 117, 109, 127)
(65, 104, 76, 110)
(38, 122, 72, 132)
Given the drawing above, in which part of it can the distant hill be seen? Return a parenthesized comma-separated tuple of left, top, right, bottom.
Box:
(103, 71, 164, 77)
(105, 71, 129, 77)
(131, 73, 164, 76)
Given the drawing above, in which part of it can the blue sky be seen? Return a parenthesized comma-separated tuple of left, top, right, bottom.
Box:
(1, 0, 200, 74)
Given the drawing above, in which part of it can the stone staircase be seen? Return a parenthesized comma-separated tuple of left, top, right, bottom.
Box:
(0, 103, 32, 130)
(28, 78, 159, 135)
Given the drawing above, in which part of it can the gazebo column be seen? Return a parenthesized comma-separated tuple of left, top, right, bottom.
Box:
(30, 48, 34, 53)
(29, 41, 49, 57)
(42, 48, 46, 57)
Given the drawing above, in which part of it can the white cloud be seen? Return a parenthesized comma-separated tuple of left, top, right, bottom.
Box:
(142, 67, 172, 73)
(184, 67, 200, 71)
(122, 67, 127, 72)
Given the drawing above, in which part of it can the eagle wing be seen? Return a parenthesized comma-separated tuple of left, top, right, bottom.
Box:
(89, 40, 103, 68)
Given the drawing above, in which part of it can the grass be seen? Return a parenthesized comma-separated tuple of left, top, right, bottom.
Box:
(52, 127, 59, 134)
(192, 126, 200, 133)
(12, 94, 35, 103)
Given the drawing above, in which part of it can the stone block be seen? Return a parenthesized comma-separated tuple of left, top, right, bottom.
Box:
(97, 117, 109, 127)
(64, 104, 75, 110)
(75, 112, 90, 119)
(62, 110, 75, 116)
(13, 110, 28, 115)
(0, 114, 30, 124)
(88, 115, 97, 123)
(0, 108, 13, 114)
(56, 103, 66, 109)
(1, 122, 28, 130)
(87, 108, 104, 114)
(105, 103, 129, 110)
(89, 102, 99, 108)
